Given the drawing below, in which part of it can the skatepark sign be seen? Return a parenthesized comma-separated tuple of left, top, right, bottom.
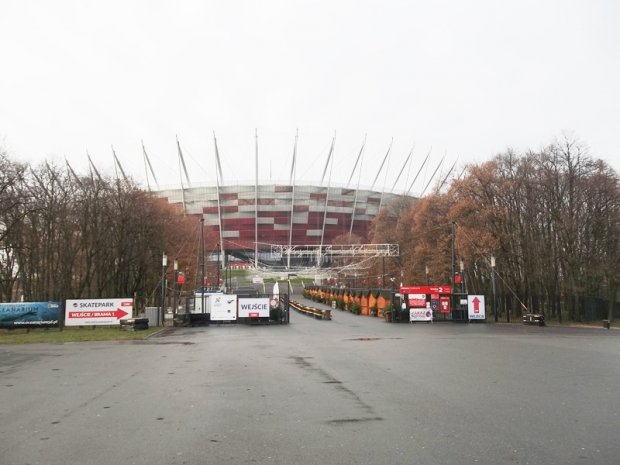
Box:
(65, 298, 133, 326)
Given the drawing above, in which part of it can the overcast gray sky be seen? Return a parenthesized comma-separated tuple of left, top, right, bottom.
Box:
(1, 0, 618, 194)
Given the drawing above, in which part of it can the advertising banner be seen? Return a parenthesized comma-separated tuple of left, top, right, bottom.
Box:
(238, 298, 269, 318)
(401, 285, 452, 295)
(407, 293, 427, 308)
(410, 306, 433, 322)
(210, 295, 237, 321)
(468, 295, 486, 320)
(65, 298, 133, 326)
(0, 302, 60, 328)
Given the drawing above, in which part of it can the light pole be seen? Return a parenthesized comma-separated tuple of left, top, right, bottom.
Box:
(425, 265, 430, 285)
(451, 222, 457, 321)
(382, 256, 386, 288)
(172, 258, 178, 319)
(460, 260, 465, 294)
(491, 255, 497, 323)
(216, 243, 221, 290)
(161, 252, 167, 327)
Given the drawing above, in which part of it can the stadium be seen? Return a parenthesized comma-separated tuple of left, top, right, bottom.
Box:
(147, 134, 449, 274)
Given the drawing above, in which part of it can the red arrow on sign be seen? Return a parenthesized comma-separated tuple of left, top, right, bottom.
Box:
(68, 308, 129, 320)
(472, 297, 480, 313)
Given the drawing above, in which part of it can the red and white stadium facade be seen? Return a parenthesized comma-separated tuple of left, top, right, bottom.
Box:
(155, 183, 410, 256)
(150, 134, 420, 265)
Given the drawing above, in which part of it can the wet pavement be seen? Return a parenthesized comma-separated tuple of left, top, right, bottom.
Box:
(1, 306, 619, 465)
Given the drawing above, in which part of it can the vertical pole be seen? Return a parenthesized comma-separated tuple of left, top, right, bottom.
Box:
(451, 222, 457, 320)
(172, 259, 178, 320)
(223, 252, 229, 292)
(217, 243, 221, 289)
(255, 129, 259, 269)
(161, 252, 167, 327)
(382, 256, 385, 288)
(491, 256, 497, 323)
(288, 130, 298, 270)
(200, 218, 205, 313)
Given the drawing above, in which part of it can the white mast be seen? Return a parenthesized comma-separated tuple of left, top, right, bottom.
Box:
(213, 132, 225, 271)
(346, 134, 366, 188)
(287, 129, 298, 269)
(141, 140, 160, 191)
(349, 135, 366, 239)
(87, 151, 103, 182)
(111, 145, 128, 182)
(406, 147, 432, 196)
(176, 136, 189, 211)
(392, 144, 414, 193)
(319, 136, 334, 186)
(420, 154, 445, 197)
(370, 141, 391, 191)
(64, 156, 83, 187)
(254, 129, 259, 269)
(378, 137, 393, 211)
(318, 133, 335, 266)
(435, 158, 458, 194)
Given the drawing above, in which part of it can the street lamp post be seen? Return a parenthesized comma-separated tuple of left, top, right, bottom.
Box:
(382, 256, 386, 288)
(460, 260, 465, 294)
(216, 243, 221, 290)
(491, 255, 497, 323)
(161, 252, 167, 327)
(425, 266, 429, 285)
(172, 258, 178, 320)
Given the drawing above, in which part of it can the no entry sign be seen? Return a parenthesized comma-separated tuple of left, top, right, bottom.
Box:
(65, 298, 133, 326)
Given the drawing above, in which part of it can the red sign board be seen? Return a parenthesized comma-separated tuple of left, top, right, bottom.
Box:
(401, 285, 452, 295)
(439, 296, 451, 313)
(408, 294, 427, 308)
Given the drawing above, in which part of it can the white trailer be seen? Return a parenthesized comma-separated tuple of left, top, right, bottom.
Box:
(192, 292, 223, 314)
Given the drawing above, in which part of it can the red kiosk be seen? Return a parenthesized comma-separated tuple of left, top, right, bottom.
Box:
(399, 285, 453, 322)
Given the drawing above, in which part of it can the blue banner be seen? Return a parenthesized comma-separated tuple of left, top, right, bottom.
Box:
(0, 302, 61, 328)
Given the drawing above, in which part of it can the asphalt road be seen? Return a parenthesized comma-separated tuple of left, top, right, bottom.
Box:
(1, 305, 619, 465)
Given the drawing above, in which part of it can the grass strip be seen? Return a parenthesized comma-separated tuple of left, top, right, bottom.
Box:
(0, 326, 163, 344)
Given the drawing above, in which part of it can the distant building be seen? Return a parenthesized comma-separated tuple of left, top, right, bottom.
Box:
(155, 183, 412, 266)
(149, 135, 423, 267)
